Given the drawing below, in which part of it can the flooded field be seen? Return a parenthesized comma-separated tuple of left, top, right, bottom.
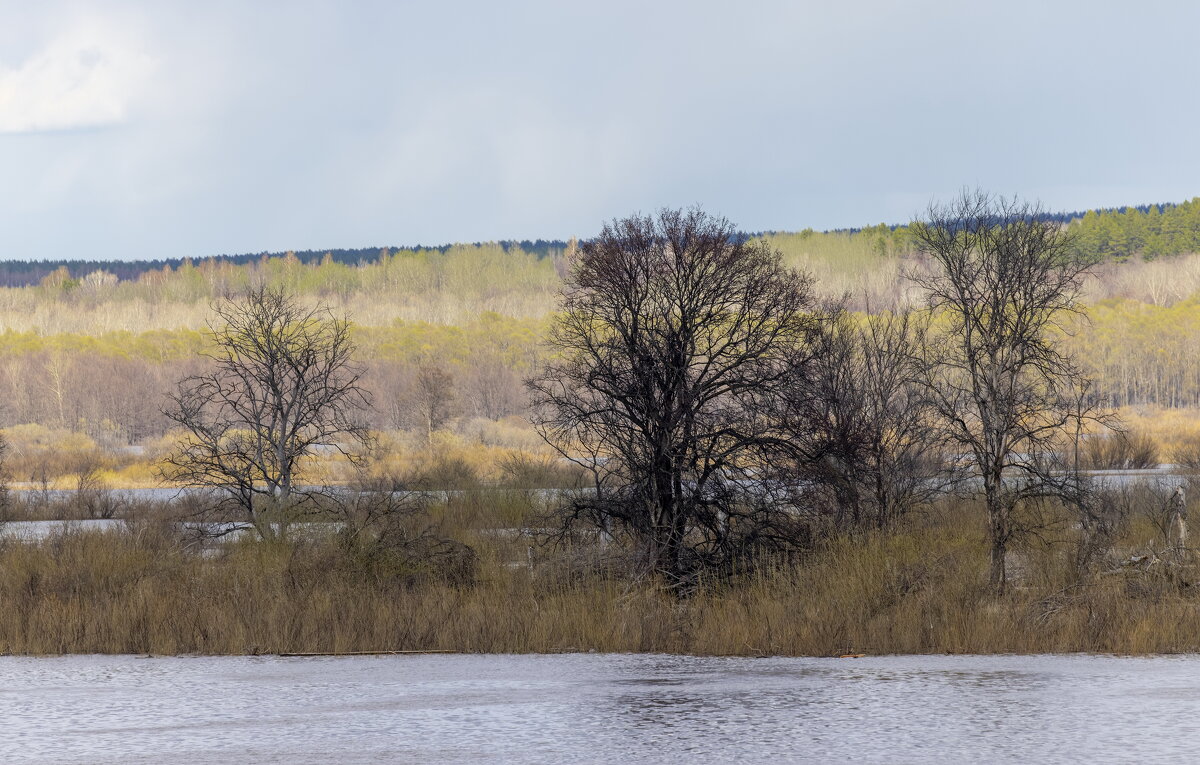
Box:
(3, 653, 1199, 763)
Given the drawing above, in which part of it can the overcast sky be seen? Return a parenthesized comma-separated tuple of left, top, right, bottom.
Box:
(1, 1, 1197, 261)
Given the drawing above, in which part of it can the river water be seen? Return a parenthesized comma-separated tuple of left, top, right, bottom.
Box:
(3, 653, 1199, 763)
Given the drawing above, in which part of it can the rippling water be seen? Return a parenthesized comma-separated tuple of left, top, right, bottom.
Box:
(3, 653, 1198, 763)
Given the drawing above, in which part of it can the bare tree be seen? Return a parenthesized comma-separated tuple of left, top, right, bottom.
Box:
(461, 355, 525, 420)
(789, 307, 945, 530)
(410, 364, 457, 445)
(72, 456, 123, 519)
(336, 480, 476, 585)
(162, 287, 371, 538)
(42, 351, 72, 428)
(909, 191, 1103, 592)
(529, 208, 821, 583)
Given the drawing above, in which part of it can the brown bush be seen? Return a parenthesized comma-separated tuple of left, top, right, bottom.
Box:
(1083, 429, 1160, 470)
(1171, 433, 1200, 470)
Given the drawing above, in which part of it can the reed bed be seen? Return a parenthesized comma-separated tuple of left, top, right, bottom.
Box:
(3, 494, 1200, 656)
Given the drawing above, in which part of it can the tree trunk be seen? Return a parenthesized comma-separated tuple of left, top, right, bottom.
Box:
(654, 492, 680, 579)
(988, 503, 1008, 594)
(984, 464, 1009, 594)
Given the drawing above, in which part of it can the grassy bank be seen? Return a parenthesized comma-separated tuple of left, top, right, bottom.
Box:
(3, 491, 1200, 656)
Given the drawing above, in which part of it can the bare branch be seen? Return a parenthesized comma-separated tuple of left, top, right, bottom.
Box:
(161, 286, 372, 539)
(528, 208, 820, 583)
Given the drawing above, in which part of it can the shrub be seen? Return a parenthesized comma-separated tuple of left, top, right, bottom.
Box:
(496, 452, 584, 489)
(1083, 429, 1159, 470)
(404, 454, 480, 490)
(1170, 433, 1200, 470)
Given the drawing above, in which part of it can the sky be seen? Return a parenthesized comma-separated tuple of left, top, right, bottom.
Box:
(1, 1, 1198, 261)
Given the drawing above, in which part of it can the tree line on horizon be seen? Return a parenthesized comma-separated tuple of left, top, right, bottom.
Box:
(0, 197, 1196, 289)
(0, 239, 574, 289)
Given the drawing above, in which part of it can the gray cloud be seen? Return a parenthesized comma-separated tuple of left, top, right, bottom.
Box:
(0, 1, 1198, 260)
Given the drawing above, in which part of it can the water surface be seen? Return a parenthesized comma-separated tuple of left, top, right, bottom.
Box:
(2, 653, 1198, 763)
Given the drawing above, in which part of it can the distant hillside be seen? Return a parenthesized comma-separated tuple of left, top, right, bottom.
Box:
(0, 239, 573, 288)
(0, 198, 1196, 288)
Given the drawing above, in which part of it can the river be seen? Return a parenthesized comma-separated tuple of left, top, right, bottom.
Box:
(2, 653, 1197, 763)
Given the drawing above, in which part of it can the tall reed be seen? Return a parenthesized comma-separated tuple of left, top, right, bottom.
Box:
(3, 494, 1200, 656)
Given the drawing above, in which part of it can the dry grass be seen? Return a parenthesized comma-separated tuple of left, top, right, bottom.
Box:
(0, 419, 565, 493)
(5, 493, 1200, 656)
(1116, 407, 1200, 462)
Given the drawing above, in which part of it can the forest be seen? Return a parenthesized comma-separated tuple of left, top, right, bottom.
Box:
(0, 199, 1198, 490)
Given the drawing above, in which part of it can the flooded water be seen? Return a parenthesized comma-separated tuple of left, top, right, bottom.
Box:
(3, 653, 1199, 763)
(0, 519, 333, 542)
(0, 519, 128, 540)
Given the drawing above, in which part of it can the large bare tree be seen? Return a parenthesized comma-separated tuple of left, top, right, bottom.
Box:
(909, 191, 1101, 592)
(529, 208, 821, 582)
(163, 287, 371, 538)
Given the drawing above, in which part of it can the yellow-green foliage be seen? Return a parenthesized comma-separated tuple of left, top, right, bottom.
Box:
(763, 224, 906, 273)
(3, 244, 562, 334)
(0, 314, 544, 368)
(0, 328, 208, 361)
(1066, 298, 1200, 408)
(1, 237, 1200, 487)
(354, 313, 547, 369)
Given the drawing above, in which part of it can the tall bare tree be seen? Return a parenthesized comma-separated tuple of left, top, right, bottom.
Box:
(163, 287, 371, 538)
(909, 191, 1101, 592)
(529, 208, 821, 582)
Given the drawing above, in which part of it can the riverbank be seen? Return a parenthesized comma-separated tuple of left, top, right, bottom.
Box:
(3, 489, 1200, 656)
